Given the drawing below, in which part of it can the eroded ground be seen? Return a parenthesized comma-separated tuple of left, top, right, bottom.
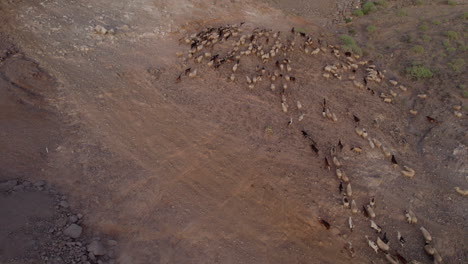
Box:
(0, 0, 466, 264)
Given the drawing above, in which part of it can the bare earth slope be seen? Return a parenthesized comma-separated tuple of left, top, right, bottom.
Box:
(0, 0, 466, 264)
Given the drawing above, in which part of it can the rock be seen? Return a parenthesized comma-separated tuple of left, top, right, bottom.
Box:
(77, 214, 83, 219)
(22, 180, 31, 186)
(0, 180, 18, 191)
(57, 218, 67, 227)
(34, 180, 46, 187)
(69, 215, 78, 223)
(13, 185, 24, 191)
(107, 249, 115, 258)
(63, 224, 82, 238)
(87, 241, 107, 256)
(59, 200, 69, 208)
(88, 252, 96, 261)
(107, 240, 118, 246)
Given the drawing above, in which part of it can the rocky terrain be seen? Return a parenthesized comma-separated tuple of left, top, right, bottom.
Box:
(1, 179, 118, 264)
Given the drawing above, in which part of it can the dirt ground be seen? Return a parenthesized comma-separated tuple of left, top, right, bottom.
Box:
(0, 0, 466, 264)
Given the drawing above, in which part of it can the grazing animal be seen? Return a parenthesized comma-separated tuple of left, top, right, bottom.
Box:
(397, 231, 406, 246)
(420, 227, 432, 243)
(319, 218, 331, 229)
(370, 220, 382, 233)
(401, 166, 415, 178)
(377, 237, 390, 252)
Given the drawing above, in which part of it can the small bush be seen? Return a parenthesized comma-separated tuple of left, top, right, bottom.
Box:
(442, 40, 451, 47)
(414, 0, 424, 5)
(340, 35, 363, 55)
(375, 0, 388, 7)
(448, 59, 465, 73)
(401, 34, 412, 43)
(459, 84, 468, 98)
(463, 12, 468, 19)
(463, 90, 468, 98)
(362, 2, 377, 14)
(367, 25, 377, 33)
(341, 35, 356, 46)
(446, 31, 459, 40)
(348, 27, 357, 35)
(422, 35, 432, 42)
(406, 64, 433, 79)
(345, 18, 352, 23)
(397, 9, 408, 17)
(419, 23, 429, 31)
(446, 47, 456, 52)
(353, 9, 364, 17)
(412, 45, 425, 54)
(432, 20, 441, 25)
(447, 0, 457, 5)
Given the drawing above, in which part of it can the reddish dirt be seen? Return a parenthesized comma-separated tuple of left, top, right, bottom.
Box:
(0, 0, 466, 264)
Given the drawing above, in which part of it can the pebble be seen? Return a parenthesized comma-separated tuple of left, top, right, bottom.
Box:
(59, 200, 69, 208)
(69, 215, 79, 223)
(0, 180, 18, 191)
(63, 224, 83, 238)
(57, 218, 67, 227)
(87, 241, 107, 256)
(34, 180, 46, 187)
(13, 185, 25, 191)
(107, 240, 118, 246)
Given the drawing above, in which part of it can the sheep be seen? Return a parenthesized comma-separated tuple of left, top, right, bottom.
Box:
(333, 156, 342, 167)
(365, 236, 379, 253)
(377, 237, 390, 252)
(420, 227, 432, 243)
(424, 244, 435, 255)
(343, 196, 350, 208)
(282, 102, 288, 113)
(188, 69, 197, 78)
(372, 138, 382, 149)
(455, 186, 468, 196)
(401, 166, 415, 178)
(351, 200, 358, 213)
(297, 101, 302, 110)
(348, 216, 354, 231)
(405, 210, 418, 224)
(346, 183, 352, 197)
(365, 204, 376, 218)
(298, 113, 305, 122)
(351, 147, 363, 153)
(370, 220, 382, 233)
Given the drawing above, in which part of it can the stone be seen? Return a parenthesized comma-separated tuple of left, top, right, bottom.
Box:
(59, 201, 69, 208)
(63, 224, 82, 238)
(13, 185, 24, 191)
(57, 218, 67, 227)
(34, 180, 46, 187)
(0, 180, 18, 191)
(87, 241, 107, 256)
(69, 215, 78, 223)
(107, 240, 118, 246)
